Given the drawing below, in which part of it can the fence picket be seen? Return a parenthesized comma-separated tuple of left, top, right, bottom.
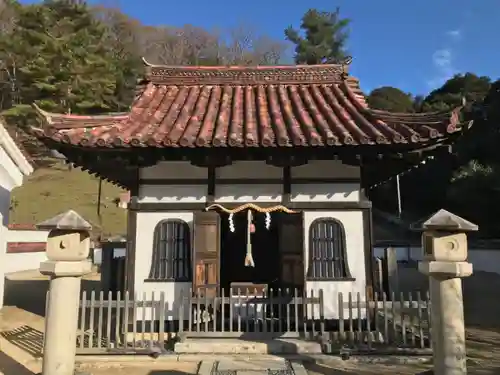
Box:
(294, 288, 299, 334)
(348, 292, 354, 345)
(373, 291, 379, 344)
(409, 291, 415, 347)
(204, 290, 209, 333)
(71, 287, 432, 355)
(132, 293, 137, 349)
(356, 292, 362, 344)
(417, 291, 424, 348)
(79, 291, 86, 349)
(97, 291, 103, 349)
(221, 288, 225, 333)
(302, 290, 307, 334)
(89, 291, 95, 349)
(149, 292, 155, 349)
(365, 289, 372, 349)
(237, 288, 241, 333)
(188, 288, 193, 334)
(400, 291, 407, 346)
(115, 291, 121, 348)
(382, 292, 388, 344)
(338, 292, 345, 343)
(159, 292, 165, 350)
(141, 292, 146, 346)
(106, 291, 112, 349)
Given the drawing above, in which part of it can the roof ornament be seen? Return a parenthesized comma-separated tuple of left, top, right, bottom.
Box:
(341, 56, 353, 66)
(142, 57, 166, 68)
(32, 103, 53, 124)
(339, 56, 352, 76)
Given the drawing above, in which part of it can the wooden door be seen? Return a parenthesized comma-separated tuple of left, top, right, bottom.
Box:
(278, 213, 305, 291)
(193, 211, 220, 298)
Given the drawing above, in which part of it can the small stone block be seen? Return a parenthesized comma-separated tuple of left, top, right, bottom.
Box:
(40, 260, 92, 277)
(290, 362, 308, 375)
(217, 359, 286, 371)
(418, 261, 473, 278)
(197, 360, 215, 375)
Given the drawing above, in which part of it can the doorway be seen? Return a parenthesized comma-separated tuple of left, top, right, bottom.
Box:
(219, 211, 280, 294)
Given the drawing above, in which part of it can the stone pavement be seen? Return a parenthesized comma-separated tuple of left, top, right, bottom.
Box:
(198, 359, 308, 375)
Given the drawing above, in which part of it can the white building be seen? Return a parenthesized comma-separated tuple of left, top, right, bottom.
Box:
(0, 119, 34, 309)
(32, 60, 468, 327)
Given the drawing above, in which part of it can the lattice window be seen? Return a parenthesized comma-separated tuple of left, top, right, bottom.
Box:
(148, 219, 192, 281)
(307, 218, 352, 280)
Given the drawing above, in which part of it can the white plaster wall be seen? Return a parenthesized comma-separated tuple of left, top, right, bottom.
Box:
(0, 127, 32, 310)
(304, 211, 366, 319)
(134, 211, 193, 321)
(4, 252, 48, 274)
(291, 183, 360, 202)
(7, 229, 49, 243)
(374, 246, 500, 275)
(140, 161, 207, 180)
(0, 213, 5, 310)
(0, 163, 15, 309)
(3, 229, 49, 274)
(217, 161, 282, 179)
(214, 184, 282, 203)
(138, 185, 207, 203)
(291, 161, 360, 179)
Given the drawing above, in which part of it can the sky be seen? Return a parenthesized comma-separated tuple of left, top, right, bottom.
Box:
(21, 0, 500, 96)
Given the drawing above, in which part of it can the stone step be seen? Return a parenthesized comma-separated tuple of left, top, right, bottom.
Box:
(175, 338, 322, 355)
(198, 359, 308, 375)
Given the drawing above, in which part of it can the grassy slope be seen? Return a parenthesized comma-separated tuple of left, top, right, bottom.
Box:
(10, 163, 127, 237)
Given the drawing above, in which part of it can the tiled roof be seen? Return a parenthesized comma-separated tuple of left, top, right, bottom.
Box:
(31, 62, 464, 149)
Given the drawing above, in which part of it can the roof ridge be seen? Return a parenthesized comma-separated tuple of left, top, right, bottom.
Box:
(142, 58, 352, 86)
(141, 56, 353, 71)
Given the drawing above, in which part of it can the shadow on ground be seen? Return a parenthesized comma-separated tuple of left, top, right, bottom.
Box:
(0, 325, 44, 358)
(0, 351, 36, 375)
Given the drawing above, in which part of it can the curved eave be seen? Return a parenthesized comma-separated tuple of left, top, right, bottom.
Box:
(32, 104, 129, 130)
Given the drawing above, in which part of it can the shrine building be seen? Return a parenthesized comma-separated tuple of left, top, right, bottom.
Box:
(31, 59, 468, 320)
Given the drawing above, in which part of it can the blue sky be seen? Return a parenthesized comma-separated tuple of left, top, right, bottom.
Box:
(21, 0, 500, 96)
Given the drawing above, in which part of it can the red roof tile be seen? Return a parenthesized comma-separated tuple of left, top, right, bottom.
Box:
(31, 62, 464, 149)
(8, 223, 37, 230)
(7, 242, 46, 254)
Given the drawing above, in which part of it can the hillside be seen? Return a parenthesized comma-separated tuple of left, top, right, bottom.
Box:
(10, 162, 127, 237)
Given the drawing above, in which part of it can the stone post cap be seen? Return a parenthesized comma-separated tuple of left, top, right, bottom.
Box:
(36, 210, 92, 231)
(411, 209, 478, 232)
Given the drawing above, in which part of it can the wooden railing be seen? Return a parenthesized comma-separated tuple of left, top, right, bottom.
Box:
(74, 289, 431, 355)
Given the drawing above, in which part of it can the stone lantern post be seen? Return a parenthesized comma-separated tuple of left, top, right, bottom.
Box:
(37, 210, 93, 375)
(415, 209, 477, 375)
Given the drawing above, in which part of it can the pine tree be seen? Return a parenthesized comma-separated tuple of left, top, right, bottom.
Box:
(1, 0, 120, 118)
(285, 8, 350, 65)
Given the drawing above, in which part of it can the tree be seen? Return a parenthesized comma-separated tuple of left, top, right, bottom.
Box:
(285, 8, 350, 64)
(422, 73, 491, 112)
(92, 5, 144, 110)
(0, 0, 120, 120)
(139, 24, 286, 66)
(367, 87, 415, 113)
